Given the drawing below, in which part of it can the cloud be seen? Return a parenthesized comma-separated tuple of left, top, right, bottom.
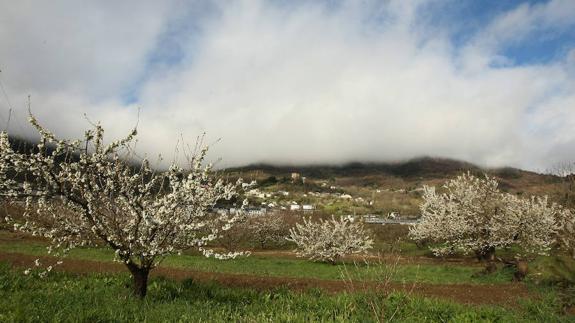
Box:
(0, 1, 175, 99)
(461, 0, 575, 68)
(0, 0, 574, 171)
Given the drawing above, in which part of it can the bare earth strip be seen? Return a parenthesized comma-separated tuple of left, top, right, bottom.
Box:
(252, 250, 485, 267)
(0, 251, 531, 307)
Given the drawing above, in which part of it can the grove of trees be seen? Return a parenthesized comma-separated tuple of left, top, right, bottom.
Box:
(2, 115, 575, 299)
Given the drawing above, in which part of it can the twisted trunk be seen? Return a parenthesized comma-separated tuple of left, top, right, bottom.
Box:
(475, 246, 497, 274)
(513, 260, 528, 281)
(127, 263, 150, 299)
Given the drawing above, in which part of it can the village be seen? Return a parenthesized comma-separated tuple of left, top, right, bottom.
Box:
(214, 171, 420, 224)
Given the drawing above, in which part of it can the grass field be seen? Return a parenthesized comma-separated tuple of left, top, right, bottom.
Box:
(0, 234, 515, 285)
(1, 230, 575, 322)
(0, 263, 571, 322)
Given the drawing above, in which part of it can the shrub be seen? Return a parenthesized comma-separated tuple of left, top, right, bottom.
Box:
(248, 213, 291, 250)
(287, 215, 373, 264)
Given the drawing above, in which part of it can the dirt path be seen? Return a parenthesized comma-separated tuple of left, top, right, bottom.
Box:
(0, 251, 531, 307)
(252, 250, 484, 267)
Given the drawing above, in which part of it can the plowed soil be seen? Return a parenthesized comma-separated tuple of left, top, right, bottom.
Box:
(252, 250, 484, 266)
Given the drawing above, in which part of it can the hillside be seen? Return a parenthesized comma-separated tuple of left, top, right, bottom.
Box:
(4, 136, 568, 215)
(224, 157, 560, 194)
(226, 157, 476, 178)
(223, 158, 568, 217)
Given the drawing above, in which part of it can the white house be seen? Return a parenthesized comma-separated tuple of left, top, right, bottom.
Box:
(290, 204, 301, 211)
(302, 205, 315, 211)
(246, 207, 267, 216)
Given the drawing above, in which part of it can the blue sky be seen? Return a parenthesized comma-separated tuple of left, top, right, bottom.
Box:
(424, 0, 575, 62)
(0, 0, 574, 170)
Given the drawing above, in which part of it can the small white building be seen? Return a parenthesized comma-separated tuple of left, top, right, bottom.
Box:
(302, 205, 315, 211)
(246, 208, 267, 216)
(290, 204, 301, 211)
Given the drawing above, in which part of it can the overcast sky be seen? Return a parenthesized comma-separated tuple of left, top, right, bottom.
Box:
(0, 0, 574, 171)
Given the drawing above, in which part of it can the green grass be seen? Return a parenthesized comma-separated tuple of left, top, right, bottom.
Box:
(0, 263, 571, 323)
(0, 238, 514, 285)
(530, 255, 575, 284)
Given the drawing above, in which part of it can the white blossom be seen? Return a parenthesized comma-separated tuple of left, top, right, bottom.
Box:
(248, 214, 288, 249)
(0, 114, 244, 297)
(409, 172, 558, 262)
(555, 208, 575, 258)
(287, 215, 373, 264)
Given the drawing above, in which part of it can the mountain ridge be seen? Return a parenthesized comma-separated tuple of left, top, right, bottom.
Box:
(225, 156, 546, 180)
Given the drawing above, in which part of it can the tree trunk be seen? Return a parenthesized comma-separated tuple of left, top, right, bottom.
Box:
(514, 260, 528, 281)
(475, 246, 497, 274)
(485, 247, 497, 274)
(127, 264, 150, 299)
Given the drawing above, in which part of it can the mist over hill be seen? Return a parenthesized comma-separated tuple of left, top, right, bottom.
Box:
(226, 157, 549, 181)
(6, 134, 556, 181)
(3, 133, 570, 221)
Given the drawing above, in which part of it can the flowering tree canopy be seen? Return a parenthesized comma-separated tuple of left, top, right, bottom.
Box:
(409, 172, 558, 273)
(248, 213, 288, 249)
(555, 208, 575, 259)
(287, 215, 373, 264)
(547, 163, 575, 258)
(504, 194, 559, 257)
(0, 115, 243, 298)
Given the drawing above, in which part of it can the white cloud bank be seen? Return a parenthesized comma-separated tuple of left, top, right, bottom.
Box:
(0, 0, 574, 171)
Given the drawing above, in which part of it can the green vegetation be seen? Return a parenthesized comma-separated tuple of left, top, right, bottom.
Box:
(0, 238, 514, 285)
(1, 159, 574, 320)
(0, 263, 571, 322)
(531, 255, 575, 284)
(227, 159, 571, 217)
